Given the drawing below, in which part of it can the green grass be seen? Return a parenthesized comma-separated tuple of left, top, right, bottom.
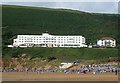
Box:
(2, 5, 119, 62)
(3, 47, 118, 62)
(2, 5, 119, 44)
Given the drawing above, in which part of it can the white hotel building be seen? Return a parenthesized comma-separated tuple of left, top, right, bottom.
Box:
(11, 33, 87, 48)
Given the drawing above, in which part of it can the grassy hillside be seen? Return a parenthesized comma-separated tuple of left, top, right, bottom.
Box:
(3, 47, 118, 62)
(2, 5, 119, 62)
(2, 5, 119, 44)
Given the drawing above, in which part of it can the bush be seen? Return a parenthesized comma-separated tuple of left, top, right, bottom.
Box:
(47, 56, 56, 62)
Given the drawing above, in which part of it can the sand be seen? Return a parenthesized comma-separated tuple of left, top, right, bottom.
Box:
(2, 72, 118, 81)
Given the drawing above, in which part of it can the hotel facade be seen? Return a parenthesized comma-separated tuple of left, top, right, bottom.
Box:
(12, 33, 87, 47)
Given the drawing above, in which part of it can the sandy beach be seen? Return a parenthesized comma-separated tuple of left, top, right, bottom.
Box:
(2, 72, 118, 81)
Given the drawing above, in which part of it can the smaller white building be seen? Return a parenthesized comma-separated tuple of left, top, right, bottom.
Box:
(97, 37, 116, 47)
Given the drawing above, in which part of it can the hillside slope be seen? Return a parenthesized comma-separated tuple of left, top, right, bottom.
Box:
(3, 47, 118, 61)
(2, 5, 119, 44)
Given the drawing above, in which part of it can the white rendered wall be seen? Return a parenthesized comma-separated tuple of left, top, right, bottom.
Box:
(13, 33, 87, 47)
(97, 39, 116, 47)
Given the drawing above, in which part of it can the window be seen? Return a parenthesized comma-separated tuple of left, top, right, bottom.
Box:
(101, 42, 103, 44)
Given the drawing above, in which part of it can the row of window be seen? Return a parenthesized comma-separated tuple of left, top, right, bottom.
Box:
(20, 44, 81, 46)
(101, 42, 115, 44)
(18, 41, 81, 43)
(19, 38, 81, 40)
(18, 36, 82, 39)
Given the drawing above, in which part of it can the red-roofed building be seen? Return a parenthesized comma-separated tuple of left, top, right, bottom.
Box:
(100, 37, 115, 40)
(97, 37, 116, 47)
